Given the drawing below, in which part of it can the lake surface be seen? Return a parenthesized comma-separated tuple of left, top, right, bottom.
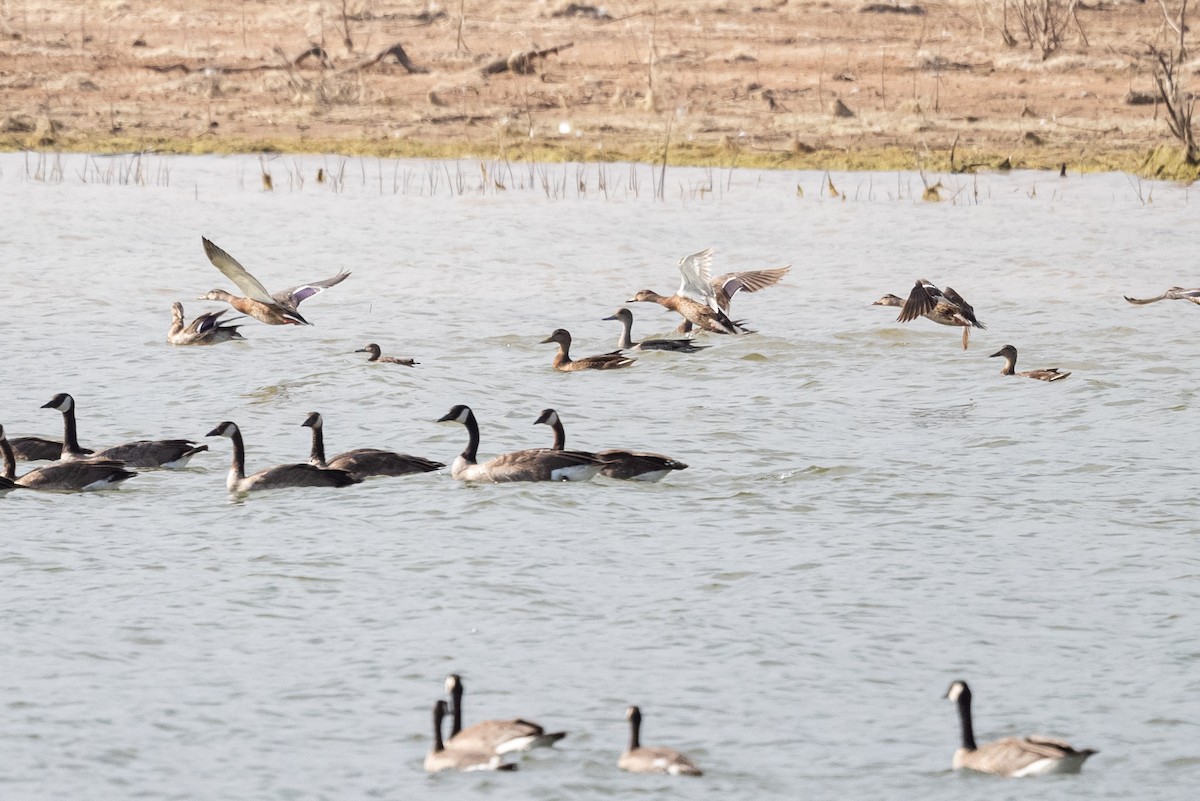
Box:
(1, 152, 1197, 800)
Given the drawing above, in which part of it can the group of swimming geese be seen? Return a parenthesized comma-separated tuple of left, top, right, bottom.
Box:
(422, 672, 1099, 778)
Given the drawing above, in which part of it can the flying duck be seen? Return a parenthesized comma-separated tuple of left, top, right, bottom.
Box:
(540, 329, 635, 371)
(989, 345, 1070, 381)
(199, 236, 349, 325)
(206, 421, 360, 492)
(168, 302, 246, 346)
(882, 279, 985, 349)
(444, 674, 567, 755)
(1124, 287, 1200, 305)
(618, 706, 703, 776)
(301, 412, 442, 479)
(41, 393, 207, 468)
(533, 409, 688, 482)
(436, 405, 607, 482)
(355, 343, 416, 366)
(945, 680, 1096, 777)
(602, 308, 708, 352)
(424, 700, 518, 773)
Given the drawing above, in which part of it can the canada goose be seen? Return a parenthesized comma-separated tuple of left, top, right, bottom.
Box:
(1124, 287, 1200, 305)
(301, 412, 442, 479)
(424, 700, 518, 773)
(205, 421, 360, 492)
(199, 236, 350, 325)
(41, 393, 207, 468)
(355, 343, 417, 366)
(602, 308, 709, 352)
(6, 435, 69, 462)
(540, 329, 636, 371)
(885, 280, 985, 349)
(618, 706, 703, 776)
(534, 409, 687, 482)
(989, 345, 1070, 381)
(436, 405, 606, 482)
(168, 302, 246, 345)
(630, 248, 787, 334)
(945, 680, 1096, 777)
(1, 425, 136, 491)
(445, 674, 567, 754)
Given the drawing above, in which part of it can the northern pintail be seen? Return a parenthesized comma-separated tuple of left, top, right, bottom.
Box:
(1124, 287, 1200, 305)
(424, 700, 518, 773)
(168, 302, 246, 345)
(945, 680, 1096, 777)
(882, 279, 986, 349)
(199, 236, 350, 325)
(1, 424, 136, 491)
(618, 706, 703, 776)
(444, 674, 567, 755)
(205, 421, 360, 492)
(602, 308, 709, 352)
(533, 408, 688, 482)
(355, 343, 416, 366)
(989, 344, 1070, 381)
(540, 329, 635, 371)
(436, 405, 606, 482)
(42, 393, 207, 468)
(301, 412, 442, 479)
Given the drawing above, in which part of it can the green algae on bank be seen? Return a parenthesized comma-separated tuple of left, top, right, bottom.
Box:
(1, 132, 1197, 181)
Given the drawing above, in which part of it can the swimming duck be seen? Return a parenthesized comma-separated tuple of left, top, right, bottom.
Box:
(534, 409, 688, 482)
(206, 421, 361, 492)
(41, 393, 207, 468)
(199, 236, 350, 326)
(882, 279, 985, 349)
(355, 343, 416, 366)
(945, 680, 1096, 777)
(436, 405, 607, 482)
(1, 425, 136, 491)
(444, 674, 567, 755)
(301, 412, 442, 479)
(602, 308, 709, 352)
(989, 345, 1070, 381)
(1123, 287, 1200, 305)
(618, 706, 703, 776)
(168, 302, 246, 346)
(630, 248, 788, 334)
(540, 329, 635, 371)
(424, 700, 518, 773)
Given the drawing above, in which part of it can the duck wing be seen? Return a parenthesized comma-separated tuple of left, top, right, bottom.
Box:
(941, 286, 984, 328)
(202, 237, 279, 306)
(275, 270, 351, 307)
(710, 265, 790, 310)
(675, 248, 718, 307)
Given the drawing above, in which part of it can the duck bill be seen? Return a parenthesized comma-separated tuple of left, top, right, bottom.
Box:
(988, 349, 1005, 358)
(538, 335, 555, 344)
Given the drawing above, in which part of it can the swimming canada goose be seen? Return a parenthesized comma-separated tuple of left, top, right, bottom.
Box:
(206, 421, 361, 492)
(1, 425, 136, 491)
(540, 329, 636, 371)
(444, 674, 567, 754)
(602, 308, 709, 352)
(41, 393, 207, 468)
(436, 404, 607, 482)
(885, 280, 985, 349)
(424, 700, 518, 773)
(1124, 287, 1200, 305)
(199, 236, 350, 326)
(989, 345, 1070, 381)
(945, 680, 1096, 777)
(355, 343, 416, 366)
(629, 248, 787, 334)
(168, 302, 246, 346)
(534, 409, 688, 482)
(6, 434, 71, 462)
(618, 706, 703, 776)
(301, 412, 443, 479)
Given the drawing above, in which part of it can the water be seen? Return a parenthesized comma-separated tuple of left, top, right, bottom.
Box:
(1, 153, 1197, 800)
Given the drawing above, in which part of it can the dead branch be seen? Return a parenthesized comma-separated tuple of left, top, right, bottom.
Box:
(340, 42, 429, 74)
(481, 42, 574, 77)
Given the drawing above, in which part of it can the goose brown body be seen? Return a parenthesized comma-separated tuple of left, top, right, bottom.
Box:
(424, 700, 518, 773)
(534, 409, 687, 482)
(42, 393, 206, 468)
(1, 425, 136, 491)
(618, 706, 703, 776)
(206, 421, 360, 492)
(437, 405, 606, 482)
(444, 674, 567, 755)
(301, 412, 442, 479)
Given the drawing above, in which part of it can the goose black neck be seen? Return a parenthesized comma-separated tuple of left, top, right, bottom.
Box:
(432, 701, 446, 753)
(956, 689, 977, 751)
(60, 404, 86, 458)
(550, 419, 566, 450)
(230, 427, 247, 479)
(450, 682, 464, 737)
(308, 425, 327, 466)
(628, 709, 642, 751)
(460, 410, 480, 463)
(0, 434, 15, 480)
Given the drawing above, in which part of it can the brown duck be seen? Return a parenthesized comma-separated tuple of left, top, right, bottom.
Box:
(355, 343, 416, 366)
(540, 329, 635, 371)
(989, 345, 1070, 382)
